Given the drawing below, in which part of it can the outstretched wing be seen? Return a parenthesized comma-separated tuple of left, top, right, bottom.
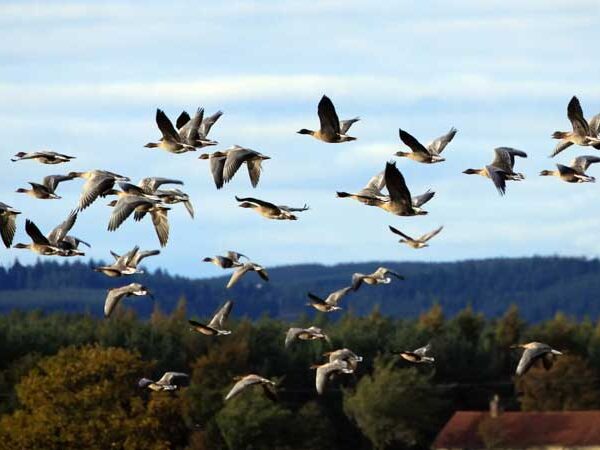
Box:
(418, 226, 443, 243)
(208, 300, 234, 329)
(317, 95, 341, 135)
(427, 127, 457, 155)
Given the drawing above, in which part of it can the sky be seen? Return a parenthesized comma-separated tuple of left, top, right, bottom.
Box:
(1, 0, 600, 278)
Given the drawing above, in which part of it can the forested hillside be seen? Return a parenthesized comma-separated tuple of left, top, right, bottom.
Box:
(0, 256, 599, 321)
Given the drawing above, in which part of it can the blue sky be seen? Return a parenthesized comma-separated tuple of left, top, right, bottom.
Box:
(1, 1, 600, 277)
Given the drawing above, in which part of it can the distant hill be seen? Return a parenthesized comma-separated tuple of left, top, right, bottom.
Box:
(0, 256, 599, 322)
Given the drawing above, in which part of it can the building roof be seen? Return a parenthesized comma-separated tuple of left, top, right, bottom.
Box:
(433, 411, 600, 449)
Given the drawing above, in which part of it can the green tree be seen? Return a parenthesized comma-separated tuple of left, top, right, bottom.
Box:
(516, 354, 600, 411)
(343, 358, 445, 450)
(0, 344, 186, 450)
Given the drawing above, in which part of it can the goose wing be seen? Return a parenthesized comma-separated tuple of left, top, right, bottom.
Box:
(108, 197, 153, 231)
(42, 174, 74, 192)
(567, 96, 590, 136)
(104, 286, 130, 317)
(516, 345, 551, 376)
(317, 95, 341, 135)
(130, 249, 160, 267)
(175, 111, 191, 130)
(156, 109, 180, 141)
(285, 327, 304, 348)
(235, 196, 280, 211)
(207, 300, 233, 329)
(384, 162, 412, 208)
(25, 220, 50, 245)
(418, 225, 444, 243)
(156, 372, 189, 386)
(414, 343, 431, 356)
(327, 286, 352, 306)
(223, 148, 252, 184)
(485, 165, 508, 196)
(150, 207, 170, 247)
(0, 211, 17, 248)
(588, 113, 600, 136)
(226, 251, 247, 263)
(427, 127, 457, 155)
(200, 110, 223, 137)
(399, 129, 430, 155)
(225, 376, 261, 401)
(374, 267, 404, 280)
(550, 140, 574, 158)
(339, 117, 360, 135)
(388, 225, 414, 241)
(178, 108, 204, 143)
(48, 211, 77, 244)
(358, 171, 386, 197)
(351, 273, 366, 291)
(246, 159, 264, 187)
(571, 155, 600, 172)
(316, 360, 348, 394)
(78, 175, 115, 211)
(492, 147, 527, 171)
(226, 264, 253, 288)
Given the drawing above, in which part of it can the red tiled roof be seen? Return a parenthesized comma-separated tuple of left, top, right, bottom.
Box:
(433, 411, 600, 449)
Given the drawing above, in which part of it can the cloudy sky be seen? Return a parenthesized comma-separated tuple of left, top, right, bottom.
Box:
(1, 1, 599, 278)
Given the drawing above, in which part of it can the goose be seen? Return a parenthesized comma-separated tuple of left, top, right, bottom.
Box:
(203, 251, 248, 269)
(104, 282, 152, 318)
(138, 372, 189, 391)
(16, 182, 61, 199)
(198, 151, 227, 189)
(95, 246, 160, 277)
(144, 109, 196, 153)
(13, 219, 64, 256)
(155, 189, 194, 218)
(511, 342, 563, 376)
(69, 170, 130, 211)
(338, 162, 435, 216)
(463, 147, 527, 196)
(45, 211, 89, 256)
(11, 151, 75, 164)
(395, 343, 434, 364)
(227, 262, 269, 288)
(540, 155, 600, 183)
(351, 267, 404, 291)
(388, 225, 443, 249)
(326, 348, 363, 370)
(285, 326, 330, 348)
(222, 146, 271, 188)
(175, 108, 221, 147)
(306, 286, 352, 312)
(297, 95, 358, 143)
(225, 374, 277, 401)
(0, 202, 20, 248)
(395, 128, 457, 163)
(235, 196, 309, 220)
(551, 96, 600, 157)
(107, 196, 170, 247)
(314, 359, 354, 394)
(188, 300, 233, 336)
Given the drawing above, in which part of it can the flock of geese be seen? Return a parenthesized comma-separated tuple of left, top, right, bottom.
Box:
(1, 93, 593, 397)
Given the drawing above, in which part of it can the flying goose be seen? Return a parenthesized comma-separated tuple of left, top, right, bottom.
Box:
(226, 262, 269, 289)
(104, 283, 153, 318)
(306, 286, 353, 312)
(285, 326, 330, 348)
(326, 348, 363, 369)
(45, 211, 89, 256)
(175, 108, 221, 147)
(13, 219, 64, 256)
(388, 225, 444, 249)
(338, 162, 435, 216)
(95, 246, 160, 277)
(351, 267, 404, 291)
(463, 148, 527, 195)
(551, 96, 600, 157)
(11, 151, 75, 164)
(69, 170, 130, 211)
(298, 95, 358, 143)
(540, 155, 600, 183)
(16, 182, 61, 199)
(139, 372, 189, 391)
(395, 343, 434, 364)
(235, 196, 309, 220)
(225, 374, 277, 401)
(188, 300, 233, 336)
(203, 251, 248, 269)
(144, 109, 196, 154)
(107, 196, 170, 247)
(314, 359, 354, 394)
(395, 128, 457, 163)
(223, 146, 271, 188)
(511, 342, 563, 376)
(0, 202, 20, 248)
